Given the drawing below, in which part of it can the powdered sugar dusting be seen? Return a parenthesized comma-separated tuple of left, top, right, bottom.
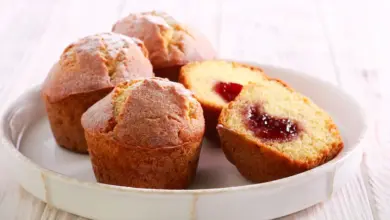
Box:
(155, 79, 195, 100)
(76, 36, 103, 54)
(63, 33, 140, 60)
(101, 33, 128, 58)
(144, 14, 171, 28)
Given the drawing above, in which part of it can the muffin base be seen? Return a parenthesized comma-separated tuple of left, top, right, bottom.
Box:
(154, 66, 182, 82)
(217, 126, 343, 183)
(202, 104, 222, 143)
(42, 88, 112, 154)
(84, 131, 202, 189)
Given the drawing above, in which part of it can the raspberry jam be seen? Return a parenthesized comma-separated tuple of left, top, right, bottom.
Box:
(246, 105, 300, 141)
(214, 82, 243, 102)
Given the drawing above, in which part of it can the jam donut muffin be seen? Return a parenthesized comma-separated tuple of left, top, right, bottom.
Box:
(81, 78, 205, 189)
(112, 11, 217, 81)
(217, 82, 344, 183)
(41, 32, 154, 153)
(179, 60, 268, 138)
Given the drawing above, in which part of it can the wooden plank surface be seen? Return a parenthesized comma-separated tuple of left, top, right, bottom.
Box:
(0, 0, 388, 219)
(316, 1, 390, 219)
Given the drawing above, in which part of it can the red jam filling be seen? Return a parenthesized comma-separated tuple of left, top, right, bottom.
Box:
(245, 105, 301, 141)
(214, 82, 243, 102)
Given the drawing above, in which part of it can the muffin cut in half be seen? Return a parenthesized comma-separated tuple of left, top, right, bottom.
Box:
(179, 60, 268, 139)
(41, 32, 154, 153)
(112, 11, 217, 81)
(81, 78, 205, 189)
(217, 81, 344, 183)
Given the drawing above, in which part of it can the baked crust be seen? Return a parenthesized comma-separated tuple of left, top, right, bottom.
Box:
(217, 125, 343, 182)
(81, 78, 205, 189)
(41, 33, 154, 153)
(217, 80, 344, 183)
(112, 11, 217, 81)
(85, 131, 202, 189)
(43, 88, 112, 153)
(153, 66, 182, 82)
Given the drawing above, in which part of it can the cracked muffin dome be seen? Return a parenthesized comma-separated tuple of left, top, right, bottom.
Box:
(81, 77, 205, 189)
(179, 60, 268, 139)
(217, 81, 344, 183)
(41, 32, 154, 153)
(112, 11, 217, 81)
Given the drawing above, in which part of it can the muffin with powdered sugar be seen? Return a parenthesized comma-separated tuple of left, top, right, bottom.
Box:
(41, 32, 154, 153)
(81, 77, 205, 189)
(112, 11, 217, 81)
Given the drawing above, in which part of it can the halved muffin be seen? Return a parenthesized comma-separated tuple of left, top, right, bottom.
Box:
(112, 11, 217, 81)
(179, 60, 268, 138)
(41, 32, 154, 153)
(217, 81, 344, 183)
(81, 78, 205, 189)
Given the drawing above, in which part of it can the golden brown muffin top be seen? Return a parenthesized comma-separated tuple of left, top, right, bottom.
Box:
(112, 11, 217, 69)
(42, 32, 154, 102)
(81, 77, 205, 148)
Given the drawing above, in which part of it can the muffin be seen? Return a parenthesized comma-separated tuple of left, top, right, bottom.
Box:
(41, 32, 154, 153)
(217, 81, 344, 183)
(81, 78, 205, 189)
(179, 60, 268, 139)
(112, 11, 217, 81)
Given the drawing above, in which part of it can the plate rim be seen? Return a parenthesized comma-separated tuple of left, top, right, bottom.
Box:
(0, 62, 368, 195)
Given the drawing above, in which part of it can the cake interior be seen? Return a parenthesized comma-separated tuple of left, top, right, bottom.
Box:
(181, 61, 268, 109)
(219, 81, 343, 165)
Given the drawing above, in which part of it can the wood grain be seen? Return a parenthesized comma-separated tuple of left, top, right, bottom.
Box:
(0, 0, 388, 219)
(316, 1, 390, 219)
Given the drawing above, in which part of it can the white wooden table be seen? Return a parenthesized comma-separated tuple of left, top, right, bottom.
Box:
(0, 0, 389, 219)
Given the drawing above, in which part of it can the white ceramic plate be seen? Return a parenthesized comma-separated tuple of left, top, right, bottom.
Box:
(0, 64, 367, 220)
